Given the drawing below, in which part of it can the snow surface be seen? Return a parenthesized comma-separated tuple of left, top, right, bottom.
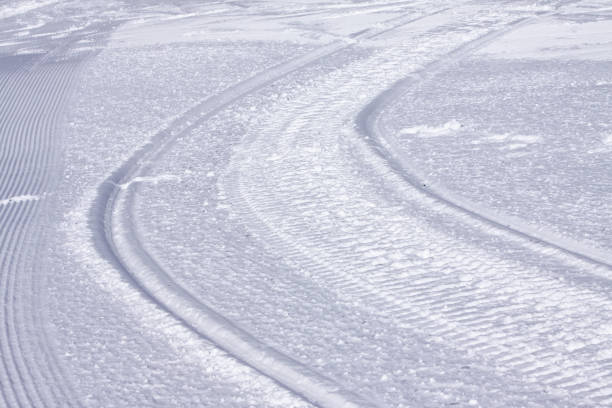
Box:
(1, 0, 611, 407)
(0, 1, 59, 21)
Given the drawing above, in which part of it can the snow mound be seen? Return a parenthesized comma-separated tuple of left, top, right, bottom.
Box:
(400, 120, 462, 137)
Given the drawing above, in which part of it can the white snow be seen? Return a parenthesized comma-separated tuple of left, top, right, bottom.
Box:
(0, 1, 59, 20)
(477, 18, 612, 61)
(118, 174, 181, 190)
(400, 120, 462, 137)
(0, 194, 41, 206)
(1, 1, 611, 407)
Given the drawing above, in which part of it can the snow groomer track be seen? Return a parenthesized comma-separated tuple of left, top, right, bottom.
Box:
(101, 7, 469, 408)
(105, 3, 612, 408)
(2, 0, 612, 407)
(0, 55, 82, 407)
(221, 16, 612, 407)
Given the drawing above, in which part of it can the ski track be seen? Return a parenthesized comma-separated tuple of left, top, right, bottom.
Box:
(0, 2, 599, 408)
(219, 6, 612, 407)
(42, 1, 607, 408)
(97, 6, 473, 408)
(100, 44, 380, 408)
(360, 25, 612, 275)
(0, 55, 82, 407)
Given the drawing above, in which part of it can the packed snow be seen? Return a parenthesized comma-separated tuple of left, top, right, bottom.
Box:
(0, 1, 611, 407)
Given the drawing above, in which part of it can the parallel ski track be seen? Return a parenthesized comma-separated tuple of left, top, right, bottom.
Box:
(97, 7, 462, 408)
(0, 58, 82, 407)
(219, 7, 612, 406)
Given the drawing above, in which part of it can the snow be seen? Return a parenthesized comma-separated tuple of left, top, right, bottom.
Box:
(477, 18, 612, 61)
(0, 195, 41, 206)
(118, 175, 181, 190)
(110, 15, 325, 48)
(1, 0, 611, 407)
(382, 56, 612, 254)
(0, 1, 59, 20)
(400, 120, 462, 137)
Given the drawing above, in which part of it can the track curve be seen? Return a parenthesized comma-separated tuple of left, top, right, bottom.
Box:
(92, 2, 612, 407)
(98, 36, 377, 408)
(357, 26, 612, 277)
(218, 6, 612, 406)
(96, 8, 471, 407)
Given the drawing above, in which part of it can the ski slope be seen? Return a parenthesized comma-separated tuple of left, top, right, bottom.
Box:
(1, 0, 611, 407)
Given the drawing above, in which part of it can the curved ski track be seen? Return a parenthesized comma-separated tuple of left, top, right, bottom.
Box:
(98, 8, 467, 408)
(358, 36, 612, 277)
(220, 7, 612, 407)
(0, 57, 82, 407)
(99, 43, 380, 408)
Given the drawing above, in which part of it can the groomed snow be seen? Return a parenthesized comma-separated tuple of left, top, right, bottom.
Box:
(1, 1, 611, 407)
